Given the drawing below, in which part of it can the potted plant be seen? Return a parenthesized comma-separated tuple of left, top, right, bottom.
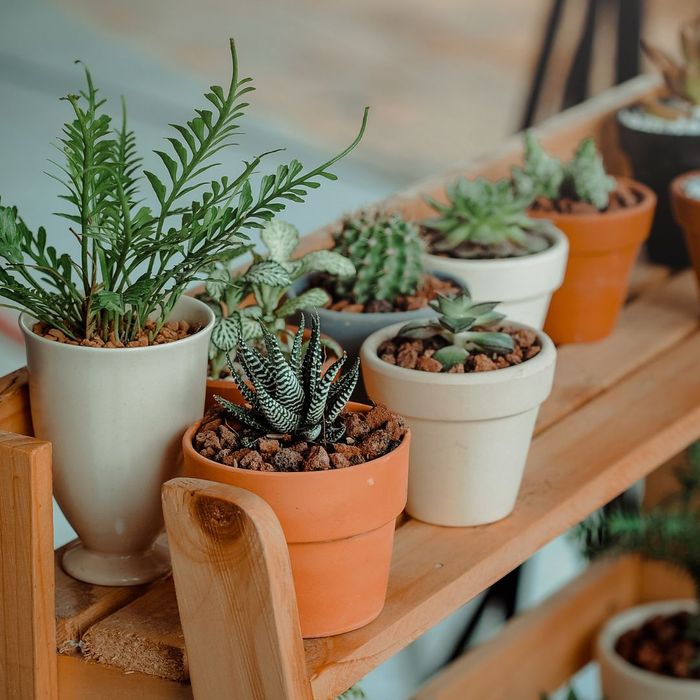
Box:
(360, 290, 556, 527)
(515, 134, 656, 344)
(0, 40, 368, 586)
(671, 170, 700, 298)
(420, 177, 568, 329)
(580, 443, 700, 700)
(200, 218, 351, 406)
(618, 15, 700, 268)
(182, 315, 410, 637)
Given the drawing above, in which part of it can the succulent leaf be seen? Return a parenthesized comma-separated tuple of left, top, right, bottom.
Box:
(566, 138, 616, 210)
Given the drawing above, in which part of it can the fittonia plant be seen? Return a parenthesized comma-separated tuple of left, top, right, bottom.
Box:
(396, 290, 514, 370)
(203, 218, 354, 378)
(330, 212, 424, 304)
(512, 133, 616, 210)
(0, 40, 367, 344)
(423, 178, 552, 258)
(216, 314, 359, 444)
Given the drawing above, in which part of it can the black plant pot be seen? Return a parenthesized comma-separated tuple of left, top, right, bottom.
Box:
(617, 111, 700, 269)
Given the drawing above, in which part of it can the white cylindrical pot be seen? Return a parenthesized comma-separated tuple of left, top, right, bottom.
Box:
(422, 227, 568, 329)
(598, 600, 700, 700)
(21, 295, 214, 586)
(361, 321, 556, 526)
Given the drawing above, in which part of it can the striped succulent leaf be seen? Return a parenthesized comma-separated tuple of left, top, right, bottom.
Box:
(261, 325, 304, 413)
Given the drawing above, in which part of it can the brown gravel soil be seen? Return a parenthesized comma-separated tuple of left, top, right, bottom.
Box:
(378, 325, 541, 373)
(32, 320, 199, 348)
(420, 226, 552, 260)
(530, 180, 643, 215)
(615, 611, 700, 680)
(193, 403, 408, 472)
(319, 273, 460, 313)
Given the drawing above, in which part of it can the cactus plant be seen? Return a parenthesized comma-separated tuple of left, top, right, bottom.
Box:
(512, 133, 616, 210)
(203, 218, 353, 378)
(330, 212, 424, 304)
(423, 177, 553, 258)
(396, 290, 514, 370)
(216, 314, 359, 443)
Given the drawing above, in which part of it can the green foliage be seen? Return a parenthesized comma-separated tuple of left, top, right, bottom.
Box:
(512, 133, 616, 210)
(216, 314, 359, 443)
(397, 290, 514, 370)
(336, 686, 366, 700)
(331, 212, 424, 304)
(0, 40, 368, 343)
(578, 442, 700, 609)
(424, 178, 552, 258)
(202, 218, 353, 378)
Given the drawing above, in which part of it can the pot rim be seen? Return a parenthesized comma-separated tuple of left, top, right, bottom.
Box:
(598, 599, 700, 689)
(421, 224, 568, 271)
(360, 319, 556, 386)
(527, 176, 656, 225)
(617, 106, 700, 139)
(183, 401, 411, 480)
(19, 294, 215, 355)
(670, 170, 700, 206)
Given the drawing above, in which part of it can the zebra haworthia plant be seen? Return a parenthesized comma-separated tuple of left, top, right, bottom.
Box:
(396, 290, 514, 370)
(216, 314, 359, 443)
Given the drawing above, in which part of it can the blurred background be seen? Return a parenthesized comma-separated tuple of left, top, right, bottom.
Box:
(0, 0, 696, 697)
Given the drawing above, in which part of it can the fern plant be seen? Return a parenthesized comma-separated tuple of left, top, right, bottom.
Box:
(396, 290, 514, 370)
(216, 314, 359, 443)
(203, 218, 353, 377)
(0, 40, 368, 344)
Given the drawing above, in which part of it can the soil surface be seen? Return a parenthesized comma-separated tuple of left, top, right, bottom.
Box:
(615, 611, 700, 680)
(378, 325, 541, 373)
(530, 180, 643, 215)
(319, 273, 460, 313)
(193, 403, 407, 471)
(32, 320, 198, 348)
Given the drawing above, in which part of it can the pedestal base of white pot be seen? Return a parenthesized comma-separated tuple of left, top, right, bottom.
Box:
(598, 600, 700, 700)
(62, 538, 171, 586)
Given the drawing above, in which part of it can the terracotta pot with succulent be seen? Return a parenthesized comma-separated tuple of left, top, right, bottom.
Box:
(515, 134, 656, 344)
(361, 291, 556, 527)
(671, 170, 700, 297)
(0, 40, 368, 586)
(182, 315, 410, 637)
(579, 443, 700, 700)
(617, 16, 700, 268)
(421, 177, 568, 329)
(199, 218, 350, 407)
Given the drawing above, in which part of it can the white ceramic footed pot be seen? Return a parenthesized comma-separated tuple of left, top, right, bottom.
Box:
(361, 321, 556, 526)
(21, 296, 214, 586)
(422, 227, 568, 329)
(598, 600, 700, 700)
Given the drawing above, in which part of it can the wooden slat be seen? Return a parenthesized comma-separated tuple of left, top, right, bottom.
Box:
(163, 478, 312, 700)
(0, 368, 32, 436)
(0, 432, 56, 699)
(413, 558, 641, 700)
(305, 329, 700, 697)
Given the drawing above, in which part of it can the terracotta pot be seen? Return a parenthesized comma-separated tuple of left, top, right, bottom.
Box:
(204, 324, 341, 410)
(598, 600, 699, 700)
(20, 295, 215, 586)
(534, 177, 656, 344)
(421, 227, 568, 329)
(182, 402, 410, 637)
(361, 321, 556, 527)
(671, 171, 700, 298)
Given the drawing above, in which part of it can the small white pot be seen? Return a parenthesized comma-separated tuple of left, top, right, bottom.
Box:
(360, 321, 556, 526)
(598, 600, 700, 700)
(20, 295, 214, 586)
(422, 227, 568, 329)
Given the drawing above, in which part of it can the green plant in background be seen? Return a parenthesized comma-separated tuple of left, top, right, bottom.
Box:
(578, 442, 700, 629)
(540, 688, 598, 700)
(331, 212, 424, 304)
(641, 15, 700, 114)
(0, 40, 368, 343)
(216, 314, 359, 444)
(336, 686, 366, 700)
(396, 290, 514, 370)
(423, 177, 552, 258)
(512, 133, 616, 210)
(203, 218, 353, 378)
